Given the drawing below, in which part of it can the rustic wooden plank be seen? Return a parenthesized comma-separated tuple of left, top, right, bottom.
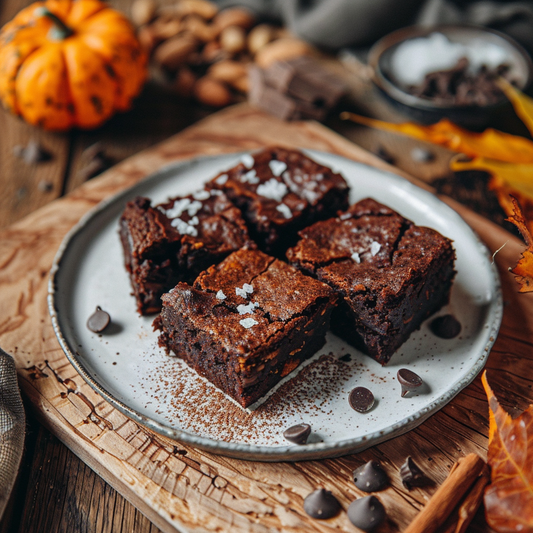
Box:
(0, 104, 529, 533)
(63, 83, 209, 195)
(0, 0, 72, 231)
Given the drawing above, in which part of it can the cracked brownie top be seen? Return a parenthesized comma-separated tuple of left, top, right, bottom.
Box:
(287, 197, 454, 298)
(159, 248, 337, 356)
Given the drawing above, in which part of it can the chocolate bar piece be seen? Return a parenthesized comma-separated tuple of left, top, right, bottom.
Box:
(248, 57, 346, 121)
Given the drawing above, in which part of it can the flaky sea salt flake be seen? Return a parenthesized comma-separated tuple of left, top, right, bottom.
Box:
(370, 241, 381, 256)
(240, 317, 258, 329)
(192, 189, 210, 201)
(243, 283, 253, 293)
(276, 203, 292, 219)
(242, 169, 259, 184)
(236, 287, 248, 298)
(269, 160, 287, 177)
(256, 179, 288, 202)
(166, 198, 191, 219)
(241, 154, 255, 169)
(351, 252, 361, 263)
(237, 302, 258, 315)
(216, 174, 228, 185)
(216, 290, 226, 300)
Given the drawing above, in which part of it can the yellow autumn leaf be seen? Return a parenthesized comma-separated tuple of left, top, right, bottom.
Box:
(499, 79, 533, 137)
(450, 157, 533, 199)
(340, 112, 533, 164)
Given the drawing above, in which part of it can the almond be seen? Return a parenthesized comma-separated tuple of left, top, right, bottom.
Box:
(255, 38, 313, 68)
(138, 25, 160, 52)
(247, 24, 276, 55)
(193, 77, 233, 107)
(175, 67, 197, 97)
(213, 8, 256, 33)
(208, 60, 248, 83)
(230, 74, 249, 94)
(183, 15, 216, 42)
(153, 34, 199, 70)
(131, 0, 156, 27)
(220, 25, 246, 54)
(202, 40, 228, 63)
(150, 17, 183, 41)
(175, 0, 218, 20)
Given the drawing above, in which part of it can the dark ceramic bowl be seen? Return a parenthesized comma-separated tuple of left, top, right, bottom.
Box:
(368, 25, 533, 128)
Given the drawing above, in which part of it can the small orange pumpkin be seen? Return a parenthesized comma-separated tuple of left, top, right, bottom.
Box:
(0, 0, 147, 130)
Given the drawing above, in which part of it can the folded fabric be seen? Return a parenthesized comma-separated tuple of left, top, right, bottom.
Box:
(0, 348, 25, 520)
(215, 0, 533, 54)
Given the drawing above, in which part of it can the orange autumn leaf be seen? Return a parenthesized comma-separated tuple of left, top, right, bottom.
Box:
(482, 371, 533, 531)
(506, 197, 533, 292)
(340, 112, 533, 164)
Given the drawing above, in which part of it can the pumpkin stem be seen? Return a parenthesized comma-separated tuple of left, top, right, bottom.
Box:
(35, 7, 74, 40)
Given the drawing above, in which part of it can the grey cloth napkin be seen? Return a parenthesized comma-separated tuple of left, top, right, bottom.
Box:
(215, 0, 533, 53)
(0, 348, 25, 520)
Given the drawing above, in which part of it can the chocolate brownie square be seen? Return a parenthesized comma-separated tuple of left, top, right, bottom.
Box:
(119, 190, 252, 315)
(207, 147, 349, 256)
(153, 248, 338, 408)
(287, 198, 456, 364)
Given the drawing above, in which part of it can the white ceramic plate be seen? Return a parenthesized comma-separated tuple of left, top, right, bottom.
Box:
(48, 151, 502, 461)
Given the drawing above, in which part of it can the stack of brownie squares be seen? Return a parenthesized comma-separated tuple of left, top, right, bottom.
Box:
(120, 147, 456, 408)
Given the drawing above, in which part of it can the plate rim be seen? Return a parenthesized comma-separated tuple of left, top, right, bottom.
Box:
(48, 150, 503, 461)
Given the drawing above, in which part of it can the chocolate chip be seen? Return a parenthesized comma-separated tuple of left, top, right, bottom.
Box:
(303, 488, 341, 519)
(352, 461, 388, 492)
(347, 496, 386, 531)
(430, 314, 461, 339)
(87, 306, 110, 333)
(283, 423, 311, 445)
(349, 387, 375, 413)
(13, 140, 52, 165)
(410, 147, 434, 163)
(400, 456, 426, 490)
(376, 146, 395, 165)
(397, 369, 423, 398)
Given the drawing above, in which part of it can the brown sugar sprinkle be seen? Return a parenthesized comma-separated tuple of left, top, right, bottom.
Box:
(140, 352, 360, 445)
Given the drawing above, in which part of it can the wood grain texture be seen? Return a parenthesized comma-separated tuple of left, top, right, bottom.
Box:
(1, 103, 531, 533)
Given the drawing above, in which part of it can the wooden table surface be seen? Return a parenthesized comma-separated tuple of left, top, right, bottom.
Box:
(0, 1, 531, 532)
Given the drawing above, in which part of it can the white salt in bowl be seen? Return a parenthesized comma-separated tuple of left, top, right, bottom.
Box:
(368, 25, 533, 128)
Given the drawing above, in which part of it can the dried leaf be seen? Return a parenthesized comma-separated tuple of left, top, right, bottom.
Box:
(499, 79, 533, 137)
(340, 112, 533, 163)
(482, 371, 533, 531)
(505, 197, 533, 292)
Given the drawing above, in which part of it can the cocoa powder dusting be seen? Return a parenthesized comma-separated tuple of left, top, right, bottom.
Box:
(140, 352, 360, 445)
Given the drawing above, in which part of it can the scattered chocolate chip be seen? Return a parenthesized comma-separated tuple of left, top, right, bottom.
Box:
(430, 314, 461, 339)
(87, 306, 111, 333)
(410, 147, 434, 163)
(283, 423, 311, 445)
(38, 180, 54, 193)
(349, 387, 375, 413)
(347, 496, 386, 531)
(397, 369, 423, 397)
(376, 146, 395, 165)
(15, 187, 27, 200)
(13, 139, 52, 164)
(400, 456, 426, 490)
(352, 461, 388, 492)
(303, 488, 341, 519)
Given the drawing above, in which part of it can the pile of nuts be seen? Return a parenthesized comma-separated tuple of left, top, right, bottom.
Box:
(131, 0, 314, 107)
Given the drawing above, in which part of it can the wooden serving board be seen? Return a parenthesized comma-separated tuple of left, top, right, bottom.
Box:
(1, 103, 532, 533)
